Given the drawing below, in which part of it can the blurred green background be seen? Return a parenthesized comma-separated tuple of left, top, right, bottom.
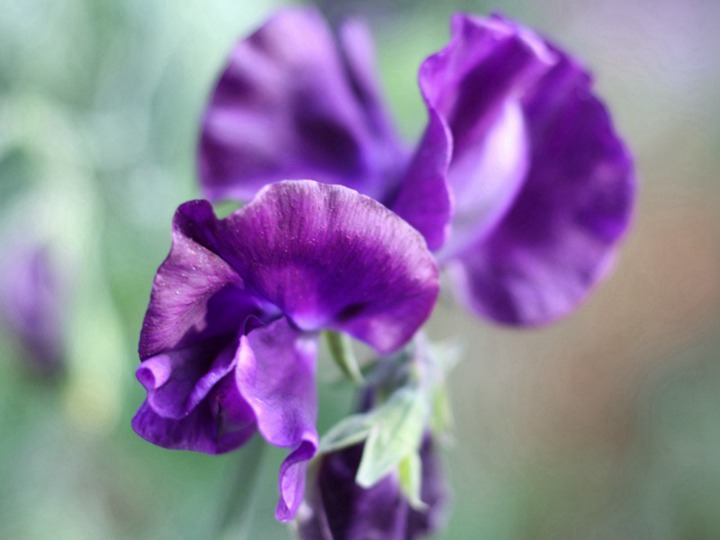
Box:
(1, 0, 719, 538)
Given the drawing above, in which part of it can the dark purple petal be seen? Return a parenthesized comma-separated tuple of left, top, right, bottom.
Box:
(137, 337, 237, 419)
(302, 444, 409, 540)
(235, 318, 318, 521)
(298, 436, 446, 540)
(199, 8, 404, 204)
(138, 200, 276, 360)
(134, 201, 280, 454)
(132, 369, 257, 454)
(133, 316, 318, 470)
(445, 17, 635, 325)
(0, 245, 64, 375)
(223, 181, 439, 353)
(183, 181, 439, 354)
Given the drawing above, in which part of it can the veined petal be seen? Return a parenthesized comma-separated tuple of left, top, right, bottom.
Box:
(138, 201, 271, 360)
(135, 201, 279, 449)
(450, 39, 635, 325)
(210, 181, 439, 354)
(199, 8, 404, 204)
(234, 318, 319, 521)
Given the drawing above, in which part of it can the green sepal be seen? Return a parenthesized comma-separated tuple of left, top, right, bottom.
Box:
(398, 451, 427, 511)
(324, 331, 364, 384)
(318, 413, 373, 455)
(356, 386, 428, 488)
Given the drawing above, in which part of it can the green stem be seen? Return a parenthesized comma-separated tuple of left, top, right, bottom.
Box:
(214, 436, 266, 540)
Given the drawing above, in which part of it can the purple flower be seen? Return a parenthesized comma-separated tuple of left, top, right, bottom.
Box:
(0, 245, 64, 376)
(199, 9, 635, 326)
(297, 436, 447, 540)
(132, 181, 438, 521)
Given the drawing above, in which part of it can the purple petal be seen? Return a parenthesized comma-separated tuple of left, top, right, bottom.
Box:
(134, 201, 278, 451)
(138, 200, 274, 360)
(206, 181, 439, 353)
(137, 337, 237, 419)
(132, 370, 257, 455)
(413, 13, 555, 253)
(298, 437, 447, 540)
(447, 17, 635, 324)
(305, 444, 409, 540)
(391, 110, 453, 251)
(199, 8, 404, 204)
(235, 318, 319, 521)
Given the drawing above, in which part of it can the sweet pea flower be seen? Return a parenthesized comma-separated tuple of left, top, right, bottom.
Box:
(200, 8, 635, 326)
(297, 436, 447, 540)
(132, 181, 438, 521)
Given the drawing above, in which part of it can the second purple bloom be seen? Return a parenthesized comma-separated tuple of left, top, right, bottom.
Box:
(199, 8, 635, 326)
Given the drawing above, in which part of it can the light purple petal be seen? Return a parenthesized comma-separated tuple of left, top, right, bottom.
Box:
(234, 318, 319, 521)
(206, 181, 439, 353)
(448, 21, 635, 324)
(199, 8, 404, 203)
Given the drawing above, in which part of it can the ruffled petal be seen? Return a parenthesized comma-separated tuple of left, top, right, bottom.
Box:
(199, 8, 404, 204)
(206, 181, 439, 353)
(449, 25, 635, 324)
(134, 202, 280, 452)
(391, 110, 453, 251)
(132, 370, 257, 455)
(234, 318, 319, 521)
(413, 13, 555, 252)
(136, 337, 236, 419)
(138, 201, 271, 360)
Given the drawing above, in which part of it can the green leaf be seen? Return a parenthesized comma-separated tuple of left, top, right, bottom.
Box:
(356, 387, 428, 488)
(324, 331, 364, 384)
(398, 451, 427, 511)
(318, 413, 373, 454)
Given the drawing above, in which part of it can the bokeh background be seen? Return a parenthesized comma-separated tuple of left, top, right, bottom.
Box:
(1, 0, 719, 538)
